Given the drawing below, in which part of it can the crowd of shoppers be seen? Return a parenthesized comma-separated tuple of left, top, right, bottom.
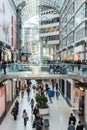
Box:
(10, 80, 85, 130)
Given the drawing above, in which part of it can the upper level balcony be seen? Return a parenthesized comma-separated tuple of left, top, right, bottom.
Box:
(40, 31, 59, 37)
(40, 22, 59, 29)
(47, 40, 59, 45)
(0, 62, 87, 81)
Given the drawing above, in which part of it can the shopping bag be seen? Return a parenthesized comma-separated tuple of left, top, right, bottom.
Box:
(48, 90, 55, 97)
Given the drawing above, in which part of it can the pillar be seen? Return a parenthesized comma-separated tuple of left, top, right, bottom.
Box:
(54, 46, 56, 60)
(64, 80, 67, 98)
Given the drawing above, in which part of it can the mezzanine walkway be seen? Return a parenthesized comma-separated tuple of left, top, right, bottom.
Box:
(0, 63, 87, 81)
(0, 62, 87, 82)
(0, 89, 80, 130)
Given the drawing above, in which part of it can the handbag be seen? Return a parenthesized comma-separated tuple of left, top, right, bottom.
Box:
(26, 116, 29, 121)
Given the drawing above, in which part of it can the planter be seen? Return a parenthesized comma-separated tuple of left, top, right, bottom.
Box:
(39, 108, 50, 116)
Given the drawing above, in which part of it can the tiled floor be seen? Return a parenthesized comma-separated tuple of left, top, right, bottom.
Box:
(0, 89, 77, 130)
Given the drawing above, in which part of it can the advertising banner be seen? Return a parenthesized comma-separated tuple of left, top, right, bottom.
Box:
(12, 16, 16, 49)
(0, 0, 16, 46)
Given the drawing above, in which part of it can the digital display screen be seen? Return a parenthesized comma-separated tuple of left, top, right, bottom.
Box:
(0, 87, 5, 118)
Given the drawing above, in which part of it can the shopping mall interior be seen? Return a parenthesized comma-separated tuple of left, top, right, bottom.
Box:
(0, 0, 87, 130)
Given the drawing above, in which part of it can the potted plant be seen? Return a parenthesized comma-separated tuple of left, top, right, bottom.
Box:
(35, 93, 50, 116)
(36, 79, 42, 84)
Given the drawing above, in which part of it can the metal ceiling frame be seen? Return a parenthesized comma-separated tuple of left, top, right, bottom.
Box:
(13, 0, 64, 24)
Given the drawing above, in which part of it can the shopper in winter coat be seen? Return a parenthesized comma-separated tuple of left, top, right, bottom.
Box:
(68, 121, 75, 130)
(22, 109, 28, 126)
(30, 98, 34, 111)
(76, 121, 84, 130)
(68, 113, 76, 125)
(11, 104, 18, 120)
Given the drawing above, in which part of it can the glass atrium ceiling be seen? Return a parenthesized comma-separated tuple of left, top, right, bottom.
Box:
(13, 0, 64, 24)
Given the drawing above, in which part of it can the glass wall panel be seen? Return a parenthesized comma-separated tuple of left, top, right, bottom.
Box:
(61, 38, 67, 49)
(85, 22, 87, 37)
(67, 2, 74, 22)
(61, 15, 67, 30)
(75, 0, 84, 11)
(75, 4, 85, 27)
(85, 2, 87, 17)
(61, 26, 67, 39)
(75, 22, 85, 41)
(67, 17, 74, 34)
(67, 32, 74, 45)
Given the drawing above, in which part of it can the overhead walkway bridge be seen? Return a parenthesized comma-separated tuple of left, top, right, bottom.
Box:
(0, 62, 87, 81)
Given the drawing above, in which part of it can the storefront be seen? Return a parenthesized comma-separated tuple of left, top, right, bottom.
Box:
(74, 83, 85, 116)
(74, 44, 85, 61)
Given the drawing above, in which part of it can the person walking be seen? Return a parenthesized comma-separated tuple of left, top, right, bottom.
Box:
(33, 104, 39, 118)
(27, 87, 30, 97)
(56, 90, 60, 99)
(21, 87, 24, 98)
(11, 104, 18, 120)
(76, 121, 84, 130)
(56, 83, 58, 90)
(68, 113, 76, 125)
(68, 121, 75, 130)
(30, 98, 34, 111)
(22, 109, 28, 126)
(15, 100, 19, 114)
(1, 60, 7, 74)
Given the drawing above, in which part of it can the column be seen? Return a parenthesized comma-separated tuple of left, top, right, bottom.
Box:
(40, 40, 43, 62)
(54, 46, 56, 60)
(64, 80, 67, 98)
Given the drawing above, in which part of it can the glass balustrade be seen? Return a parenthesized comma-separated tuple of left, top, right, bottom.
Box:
(0, 62, 87, 75)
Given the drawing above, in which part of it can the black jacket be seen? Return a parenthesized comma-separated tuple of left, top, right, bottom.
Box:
(76, 124, 84, 130)
(69, 115, 76, 125)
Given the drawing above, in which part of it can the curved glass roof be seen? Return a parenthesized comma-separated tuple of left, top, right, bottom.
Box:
(13, 0, 64, 23)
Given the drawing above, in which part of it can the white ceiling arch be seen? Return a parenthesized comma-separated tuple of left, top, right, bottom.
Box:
(13, 0, 64, 24)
